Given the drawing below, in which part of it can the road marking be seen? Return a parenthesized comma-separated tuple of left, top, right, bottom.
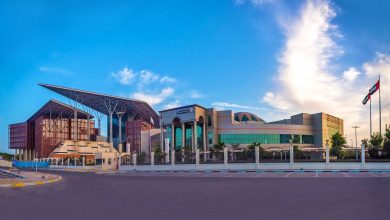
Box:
(342, 172, 350, 177)
(284, 172, 291, 177)
(253, 173, 265, 177)
(315, 172, 318, 177)
(369, 172, 379, 177)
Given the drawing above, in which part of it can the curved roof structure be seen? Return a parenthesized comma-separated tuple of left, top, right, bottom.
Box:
(39, 83, 159, 127)
(27, 99, 93, 122)
(234, 112, 265, 123)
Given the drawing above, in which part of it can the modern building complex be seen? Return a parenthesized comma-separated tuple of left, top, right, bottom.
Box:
(8, 84, 344, 162)
(159, 105, 344, 153)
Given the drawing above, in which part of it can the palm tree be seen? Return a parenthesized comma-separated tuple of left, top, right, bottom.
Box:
(213, 142, 225, 152)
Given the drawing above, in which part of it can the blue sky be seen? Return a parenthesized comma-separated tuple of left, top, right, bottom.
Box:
(1, 0, 390, 152)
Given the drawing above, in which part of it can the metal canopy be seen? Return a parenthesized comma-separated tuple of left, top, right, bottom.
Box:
(27, 99, 93, 122)
(39, 83, 160, 127)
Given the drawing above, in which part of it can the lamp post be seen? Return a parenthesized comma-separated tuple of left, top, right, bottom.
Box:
(352, 126, 359, 160)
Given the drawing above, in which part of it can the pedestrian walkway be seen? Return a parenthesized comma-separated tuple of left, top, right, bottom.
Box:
(109, 170, 390, 178)
(0, 169, 62, 188)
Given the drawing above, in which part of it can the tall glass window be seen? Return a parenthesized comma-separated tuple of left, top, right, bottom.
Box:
(208, 131, 213, 145)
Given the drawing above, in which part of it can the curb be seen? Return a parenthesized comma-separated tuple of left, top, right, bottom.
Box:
(0, 176, 63, 188)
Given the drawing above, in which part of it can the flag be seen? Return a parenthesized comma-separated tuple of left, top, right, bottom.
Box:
(369, 79, 380, 95)
(362, 94, 370, 105)
(150, 117, 154, 125)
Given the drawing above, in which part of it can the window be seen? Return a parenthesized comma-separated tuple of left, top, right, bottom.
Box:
(96, 159, 103, 165)
(208, 132, 213, 144)
(207, 115, 212, 126)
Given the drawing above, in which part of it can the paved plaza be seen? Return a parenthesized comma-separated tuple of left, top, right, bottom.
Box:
(1, 170, 390, 220)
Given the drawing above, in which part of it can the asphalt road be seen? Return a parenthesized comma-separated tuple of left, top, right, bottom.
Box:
(1, 171, 390, 220)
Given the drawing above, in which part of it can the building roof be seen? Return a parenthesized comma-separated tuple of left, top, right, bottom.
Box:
(27, 99, 94, 122)
(234, 112, 266, 123)
(39, 83, 159, 127)
(159, 104, 207, 113)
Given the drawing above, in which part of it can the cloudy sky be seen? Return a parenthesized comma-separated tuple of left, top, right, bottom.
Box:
(1, 0, 390, 152)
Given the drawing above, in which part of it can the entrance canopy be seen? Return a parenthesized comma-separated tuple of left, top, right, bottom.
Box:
(39, 84, 159, 127)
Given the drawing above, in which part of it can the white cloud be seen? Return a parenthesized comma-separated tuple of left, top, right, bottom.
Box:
(190, 90, 204, 99)
(235, 0, 273, 6)
(160, 76, 176, 83)
(261, 0, 390, 142)
(162, 100, 181, 110)
(139, 70, 160, 84)
(39, 66, 71, 74)
(132, 87, 174, 106)
(111, 67, 136, 85)
(212, 102, 261, 110)
(343, 67, 360, 82)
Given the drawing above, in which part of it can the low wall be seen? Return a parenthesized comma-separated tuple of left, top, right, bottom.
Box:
(119, 162, 390, 171)
(0, 160, 12, 168)
(13, 161, 49, 168)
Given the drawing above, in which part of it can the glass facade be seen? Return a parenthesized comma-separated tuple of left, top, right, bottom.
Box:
(219, 134, 315, 145)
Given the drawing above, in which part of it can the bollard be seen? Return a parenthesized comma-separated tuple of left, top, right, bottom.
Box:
(82, 157, 85, 168)
(326, 144, 330, 167)
(132, 153, 137, 168)
(151, 152, 155, 167)
(171, 150, 175, 166)
(224, 147, 228, 170)
(196, 149, 200, 169)
(255, 146, 260, 169)
(67, 158, 70, 167)
(289, 145, 294, 166)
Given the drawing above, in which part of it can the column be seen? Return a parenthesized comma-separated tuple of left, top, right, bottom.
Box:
(23, 149, 27, 161)
(74, 109, 78, 141)
(98, 118, 101, 136)
(82, 157, 85, 168)
(203, 123, 207, 162)
(193, 120, 197, 152)
(109, 112, 113, 143)
(191, 124, 194, 150)
(160, 124, 164, 153)
(87, 115, 90, 141)
(171, 124, 175, 151)
(117, 113, 124, 152)
(181, 123, 185, 148)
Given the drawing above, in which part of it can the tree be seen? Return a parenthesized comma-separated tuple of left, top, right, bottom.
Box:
(212, 142, 225, 152)
(368, 132, 383, 159)
(382, 129, 390, 158)
(231, 144, 240, 150)
(330, 132, 346, 158)
(369, 132, 383, 148)
(293, 145, 303, 159)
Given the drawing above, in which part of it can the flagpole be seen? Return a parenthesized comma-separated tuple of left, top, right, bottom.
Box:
(370, 97, 372, 137)
(379, 75, 382, 135)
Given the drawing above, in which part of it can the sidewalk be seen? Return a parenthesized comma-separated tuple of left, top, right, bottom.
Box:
(0, 169, 62, 188)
